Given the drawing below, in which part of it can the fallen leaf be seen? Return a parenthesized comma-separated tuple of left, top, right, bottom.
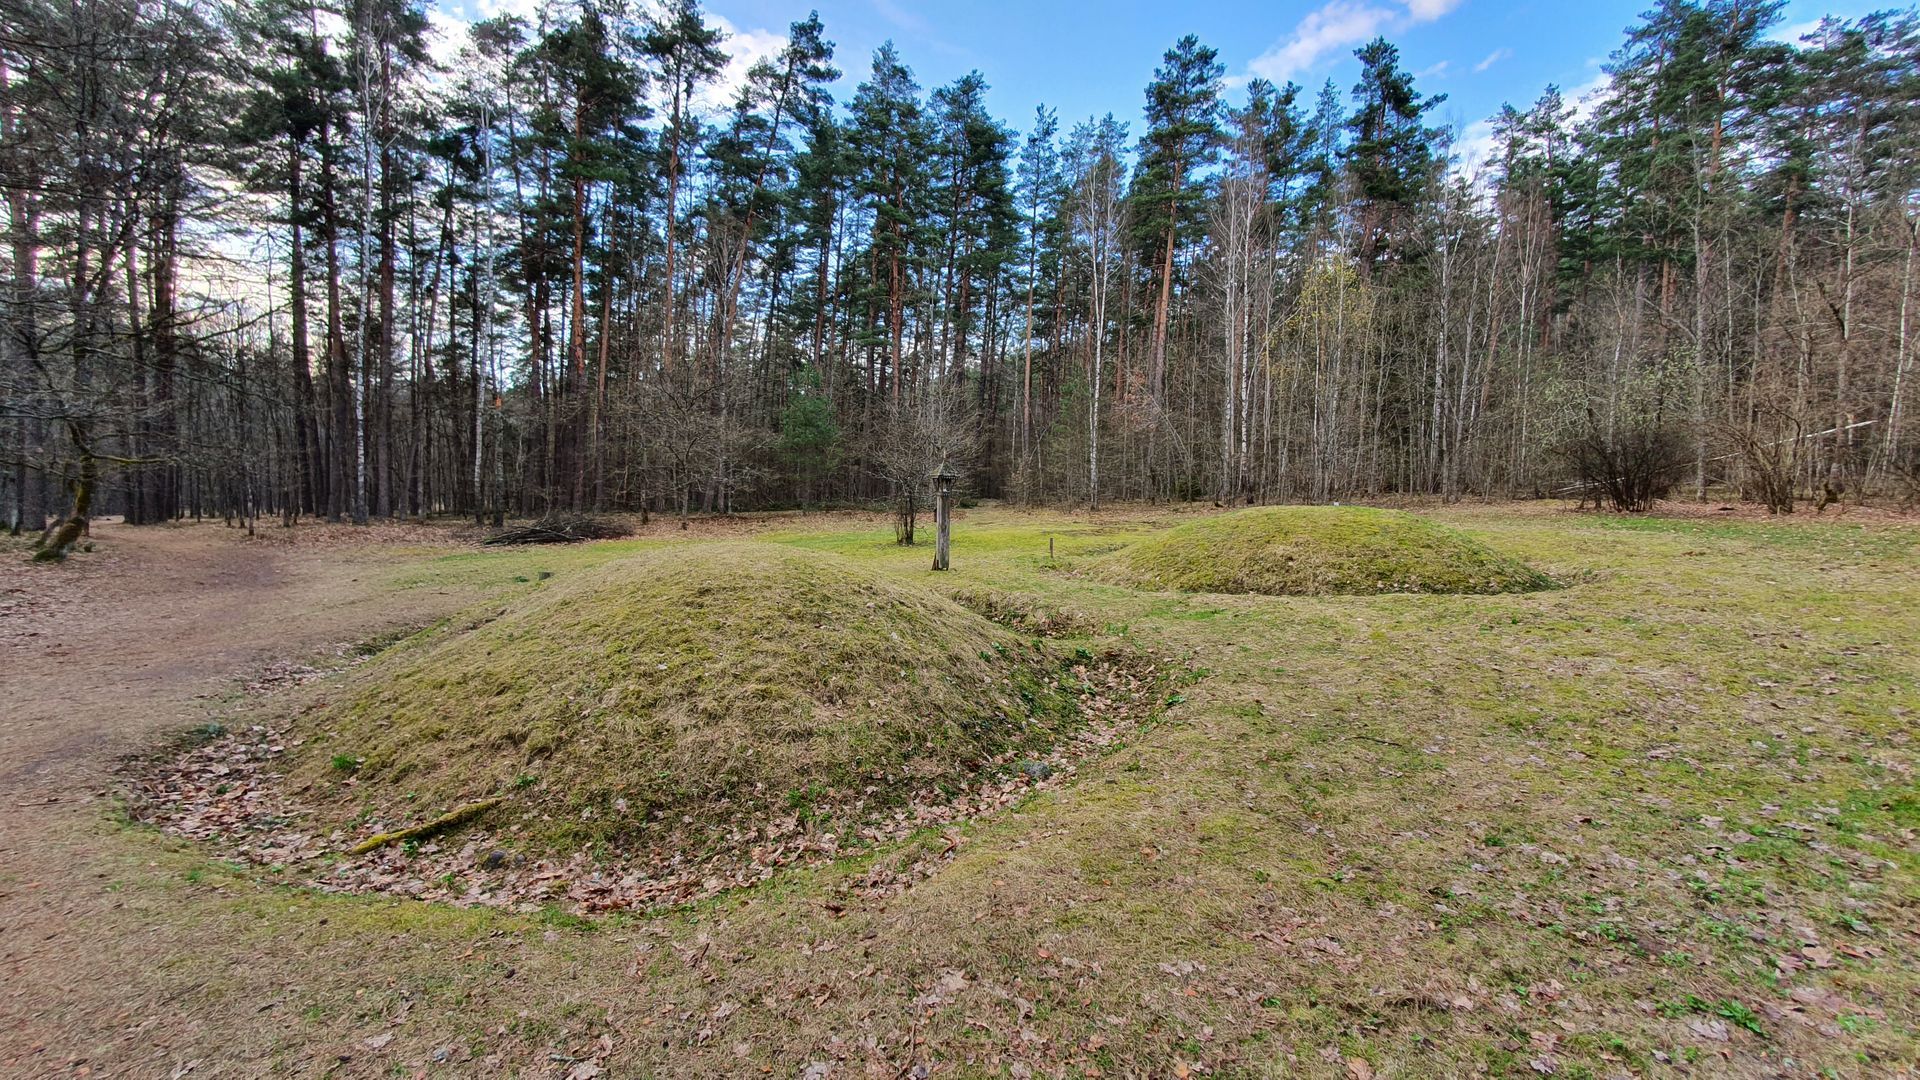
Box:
(1689, 1018, 1730, 1042)
(915, 969, 969, 1008)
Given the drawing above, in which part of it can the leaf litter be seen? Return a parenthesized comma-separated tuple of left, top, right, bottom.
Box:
(126, 654, 1167, 914)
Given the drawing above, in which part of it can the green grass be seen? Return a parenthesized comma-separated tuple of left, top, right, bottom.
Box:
(131, 501, 1918, 1077)
(1093, 505, 1555, 596)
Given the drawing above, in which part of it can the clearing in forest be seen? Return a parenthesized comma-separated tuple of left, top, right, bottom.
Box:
(9, 504, 1917, 1078)
(1095, 504, 1555, 596)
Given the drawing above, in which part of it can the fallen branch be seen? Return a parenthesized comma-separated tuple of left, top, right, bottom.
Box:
(481, 514, 632, 546)
(1346, 733, 1411, 751)
(347, 797, 505, 856)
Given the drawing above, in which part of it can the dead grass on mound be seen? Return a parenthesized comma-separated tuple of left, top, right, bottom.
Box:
(121, 542, 1171, 912)
(128, 647, 1162, 912)
(1095, 504, 1554, 596)
(123, 543, 1171, 911)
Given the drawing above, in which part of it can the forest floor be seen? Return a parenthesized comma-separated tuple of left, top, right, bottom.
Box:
(1, 501, 1915, 1078)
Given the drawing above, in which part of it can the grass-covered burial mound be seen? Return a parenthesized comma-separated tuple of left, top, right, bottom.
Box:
(1097, 506, 1553, 597)
(292, 543, 1086, 857)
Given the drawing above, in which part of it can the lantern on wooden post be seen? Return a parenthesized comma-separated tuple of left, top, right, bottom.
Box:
(931, 461, 956, 571)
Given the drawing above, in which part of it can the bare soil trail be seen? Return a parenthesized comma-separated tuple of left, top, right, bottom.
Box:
(0, 522, 472, 1076)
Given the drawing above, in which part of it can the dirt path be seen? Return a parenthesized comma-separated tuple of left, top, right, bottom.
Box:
(0, 523, 472, 1075)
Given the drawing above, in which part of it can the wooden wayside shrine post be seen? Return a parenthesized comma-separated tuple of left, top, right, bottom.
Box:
(932, 461, 956, 571)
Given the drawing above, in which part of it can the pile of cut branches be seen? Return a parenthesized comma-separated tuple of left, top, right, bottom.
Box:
(480, 514, 632, 546)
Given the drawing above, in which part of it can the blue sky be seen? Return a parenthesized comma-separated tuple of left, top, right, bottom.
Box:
(435, 0, 1884, 166)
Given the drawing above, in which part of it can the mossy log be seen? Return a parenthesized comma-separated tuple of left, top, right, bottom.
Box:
(347, 797, 503, 856)
(33, 439, 95, 563)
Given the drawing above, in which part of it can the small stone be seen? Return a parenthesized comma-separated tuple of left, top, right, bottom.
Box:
(1019, 760, 1053, 782)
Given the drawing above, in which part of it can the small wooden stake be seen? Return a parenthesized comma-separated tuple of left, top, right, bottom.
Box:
(932, 462, 955, 571)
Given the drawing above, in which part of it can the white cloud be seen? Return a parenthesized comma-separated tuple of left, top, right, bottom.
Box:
(471, 0, 541, 23)
(699, 14, 787, 112)
(1473, 47, 1510, 73)
(1454, 116, 1498, 174)
(870, 0, 929, 36)
(1566, 67, 1612, 125)
(1247, 2, 1393, 83)
(425, 8, 469, 70)
(1246, 0, 1461, 84)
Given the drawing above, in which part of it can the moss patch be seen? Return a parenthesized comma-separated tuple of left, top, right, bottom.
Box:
(287, 542, 1084, 856)
(1095, 505, 1553, 596)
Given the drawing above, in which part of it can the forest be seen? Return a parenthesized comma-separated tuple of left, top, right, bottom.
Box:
(4, 0, 1919, 550)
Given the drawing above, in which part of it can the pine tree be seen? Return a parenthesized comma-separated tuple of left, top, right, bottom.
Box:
(1131, 35, 1223, 410)
(640, 0, 725, 379)
(1344, 36, 1444, 273)
(1015, 105, 1062, 481)
(232, 0, 334, 520)
(848, 42, 931, 408)
(706, 12, 838, 382)
(929, 69, 1017, 464)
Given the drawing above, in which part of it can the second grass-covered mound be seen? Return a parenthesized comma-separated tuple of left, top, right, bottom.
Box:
(1096, 506, 1553, 596)
(293, 543, 1085, 856)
